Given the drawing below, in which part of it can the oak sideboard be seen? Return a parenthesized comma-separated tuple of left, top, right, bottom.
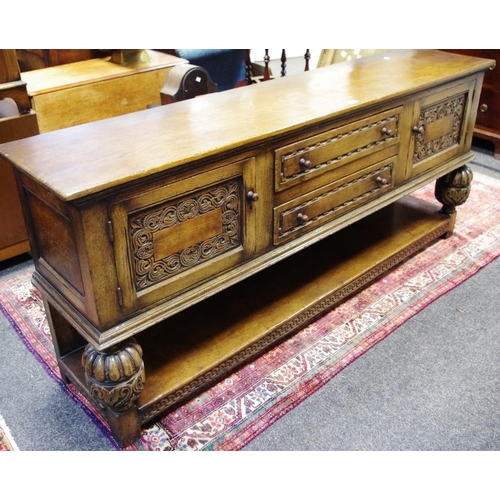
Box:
(0, 50, 494, 447)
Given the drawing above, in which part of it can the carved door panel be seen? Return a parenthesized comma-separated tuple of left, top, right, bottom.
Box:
(108, 157, 257, 316)
(407, 78, 479, 178)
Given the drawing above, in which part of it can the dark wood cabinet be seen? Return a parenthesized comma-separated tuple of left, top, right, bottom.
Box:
(15, 49, 112, 72)
(0, 50, 39, 261)
(441, 50, 499, 158)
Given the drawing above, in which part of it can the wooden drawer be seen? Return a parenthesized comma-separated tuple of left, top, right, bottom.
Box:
(273, 156, 395, 245)
(274, 107, 401, 192)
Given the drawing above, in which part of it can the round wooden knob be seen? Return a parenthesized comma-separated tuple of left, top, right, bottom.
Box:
(297, 212, 309, 224)
(247, 190, 259, 202)
(298, 158, 311, 169)
(381, 127, 392, 136)
(412, 125, 425, 135)
(376, 176, 389, 186)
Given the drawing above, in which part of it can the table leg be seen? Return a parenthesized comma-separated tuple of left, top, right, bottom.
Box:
(82, 337, 145, 447)
(434, 165, 473, 237)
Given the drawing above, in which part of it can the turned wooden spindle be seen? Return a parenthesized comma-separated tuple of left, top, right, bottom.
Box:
(281, 50, 287, 77)
(263, 49, 271, 81)
(245, 50, 253, 85)
(304, 49, 311, 71)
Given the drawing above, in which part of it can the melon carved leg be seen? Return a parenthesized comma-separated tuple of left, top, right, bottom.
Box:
(82, 337, 145, 447)
(434, 165, 473, 237)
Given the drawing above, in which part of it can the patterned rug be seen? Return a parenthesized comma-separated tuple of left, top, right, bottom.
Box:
(0, 414, 18, 451)
(1, 172, 500, 451)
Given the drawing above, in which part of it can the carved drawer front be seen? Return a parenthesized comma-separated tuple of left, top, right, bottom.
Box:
(409, 80, 477, 177)
(108, 157, 257, 316)
(274, 107, 401, 192)
(273, 156, 395, 245)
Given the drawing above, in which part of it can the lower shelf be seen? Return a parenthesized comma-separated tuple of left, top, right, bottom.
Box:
(59, 194, 453, 441)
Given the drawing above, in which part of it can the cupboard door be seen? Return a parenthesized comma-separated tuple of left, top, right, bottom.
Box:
(408, 79, 478, 178)
(108, 157, 257, 316)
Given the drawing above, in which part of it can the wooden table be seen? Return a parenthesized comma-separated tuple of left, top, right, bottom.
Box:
(0, 50, 493, 446)
(21, 50, 186, 133)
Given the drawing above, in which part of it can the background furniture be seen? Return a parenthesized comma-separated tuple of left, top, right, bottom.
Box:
(160, 64, 218, 104)
(20, 50, 186, 133)
(245, 49, 386, 83)
(1, 50, 492, 446)
(16, 49, 113, 72)
(157, 49, 310, 87)
(318, 49, 388, 66)
(441, 50, 499, 158)
(245, 49, 310, 82)
(158, 49, 247, 91)
(0, 50, 39, 261)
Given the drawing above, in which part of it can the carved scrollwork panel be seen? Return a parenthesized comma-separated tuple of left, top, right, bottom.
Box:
(413, 94, 466, 164)
(129, 180, 241, 291)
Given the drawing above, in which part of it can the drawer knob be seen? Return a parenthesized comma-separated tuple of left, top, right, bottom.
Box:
(381, 127, 392, 136)
(247, 190, 259, 202)
(376, 176, 389, 186)
(480, 103, 488, 113)
(412, 125, 424, 135)
(297, 212, 309, 224)
(298, 158, 311, 169)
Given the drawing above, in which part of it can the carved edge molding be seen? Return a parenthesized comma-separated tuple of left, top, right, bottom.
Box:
(140, 222, 448, 422)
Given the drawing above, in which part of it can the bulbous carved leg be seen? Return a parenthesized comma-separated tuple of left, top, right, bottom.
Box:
(82, 337, 145, 447)
(434, 165, 473, 215)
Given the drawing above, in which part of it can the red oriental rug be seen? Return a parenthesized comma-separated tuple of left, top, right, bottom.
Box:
(1, 172, 500, 451)
(0, 414, 18, 451)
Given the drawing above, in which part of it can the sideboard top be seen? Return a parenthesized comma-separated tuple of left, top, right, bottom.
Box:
(1, 49, 494, 201)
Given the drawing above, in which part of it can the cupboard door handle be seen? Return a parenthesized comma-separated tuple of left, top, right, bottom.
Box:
(412, 125, 424, 135)
(297, 212, 309, 224)
(299, 158, 311, 169)
(376, 176, 389, 186)
(480, 103, 488, 112)
(246, 190, 259, 202)
(381, 127, 392, 136)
